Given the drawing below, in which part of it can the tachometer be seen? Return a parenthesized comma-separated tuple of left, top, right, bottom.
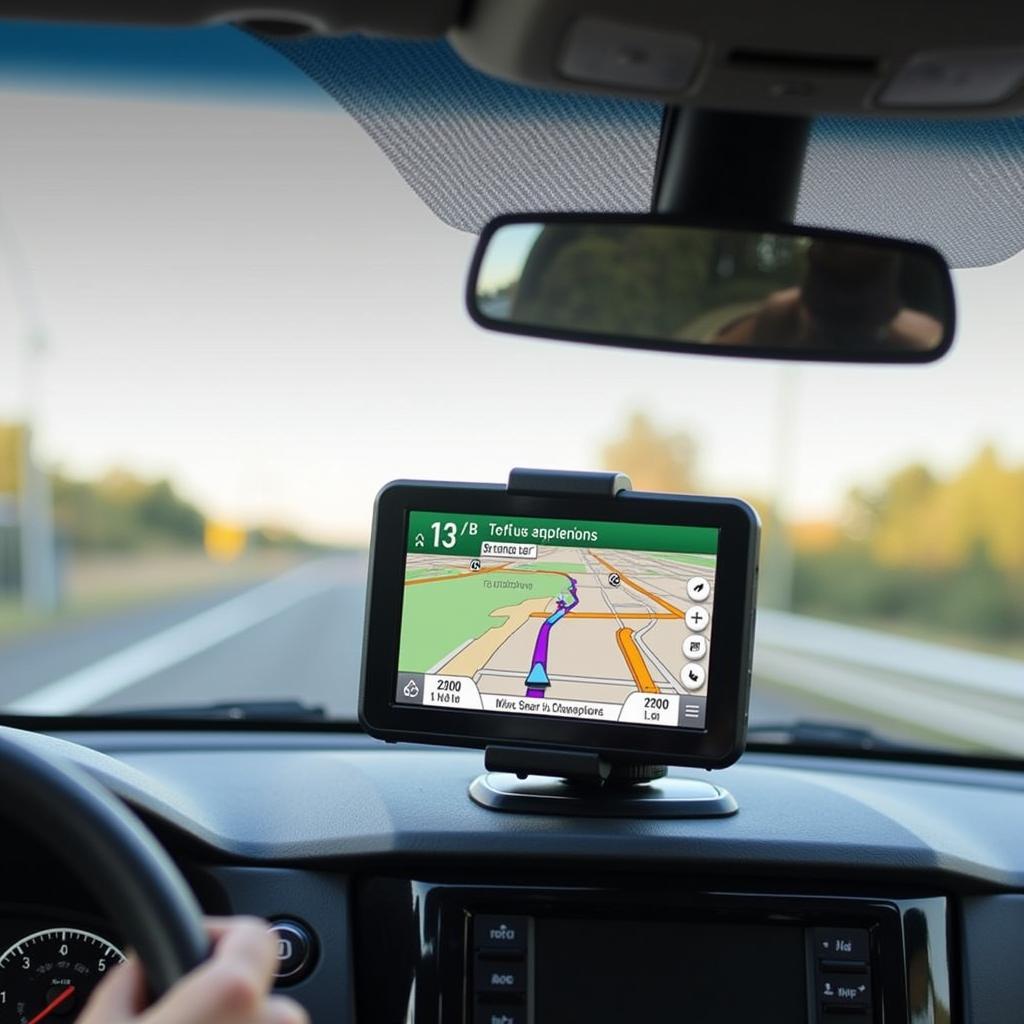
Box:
(0, 929, 125, 1024)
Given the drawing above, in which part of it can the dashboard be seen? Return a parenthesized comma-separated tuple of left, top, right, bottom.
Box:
(2, 728, 1024, 1023)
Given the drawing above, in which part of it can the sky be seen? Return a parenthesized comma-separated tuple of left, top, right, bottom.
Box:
(1, 83, 1022, 545)
(477, 224, 542, 293)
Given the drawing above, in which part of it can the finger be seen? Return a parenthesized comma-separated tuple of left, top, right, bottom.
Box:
(146, 920, 277, 1024)
(210, 917, 277, 986)
(78, 956, 147, 1024)
(203, 917, 252, 944)
(260, 995, 309, 1024)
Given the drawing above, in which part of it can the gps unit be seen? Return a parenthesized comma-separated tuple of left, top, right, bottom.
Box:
(360, 470, 759, 772)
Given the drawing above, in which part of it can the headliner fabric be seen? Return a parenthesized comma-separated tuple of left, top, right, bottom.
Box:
(800, 117, 1024, 268)
(269, 35, 1024, 268)
(266, 35, 662, 233)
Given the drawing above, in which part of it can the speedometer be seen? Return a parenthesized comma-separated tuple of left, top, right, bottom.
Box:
(0, 929, 125, 1024)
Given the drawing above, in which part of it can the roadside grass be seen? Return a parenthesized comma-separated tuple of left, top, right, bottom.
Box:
(750, 671, 981, 753)
(789, 611, 1024, 662)
(0, 548, 306, 642)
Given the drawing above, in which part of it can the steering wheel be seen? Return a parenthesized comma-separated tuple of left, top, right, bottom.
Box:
(0, 727, 209, 999)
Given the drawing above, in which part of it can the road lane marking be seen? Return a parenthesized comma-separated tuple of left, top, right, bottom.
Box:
(754, 646, 1024, 756)
(6, 560, 348, 715)
(615, 627, 660, 693)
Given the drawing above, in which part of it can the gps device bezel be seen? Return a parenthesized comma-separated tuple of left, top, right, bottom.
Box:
(359, 479, 759, 770)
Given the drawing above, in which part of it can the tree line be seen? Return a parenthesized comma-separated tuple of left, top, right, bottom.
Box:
(603, 413, 1024, 645)
(51, 469, 317, 554)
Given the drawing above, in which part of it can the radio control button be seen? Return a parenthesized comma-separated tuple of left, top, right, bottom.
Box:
(475, 956, 526, 993)
(819, 973, 871, 1007)
(475, 1003, 526, 1024)
(474, 915, 528, 954)
(813, 928, 869, 961)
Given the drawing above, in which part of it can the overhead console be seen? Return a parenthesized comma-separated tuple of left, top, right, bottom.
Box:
(354, 878, 951, 1024)
(8, 0, 1024, 118)
(451, 0, 1024, 117)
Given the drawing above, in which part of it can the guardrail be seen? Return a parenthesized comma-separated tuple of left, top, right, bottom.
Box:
(752, 609, 1024, 755)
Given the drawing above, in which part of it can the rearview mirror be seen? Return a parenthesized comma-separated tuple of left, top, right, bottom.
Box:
(467, 215, 955, 363)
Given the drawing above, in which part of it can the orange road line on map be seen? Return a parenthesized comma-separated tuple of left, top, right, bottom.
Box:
(615, 627, 660, 693)
(405, 562, 512, 586)
(588, 551, 685, 618)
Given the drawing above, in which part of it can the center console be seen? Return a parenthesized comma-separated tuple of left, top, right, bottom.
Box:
(355, 879, 950, 1024)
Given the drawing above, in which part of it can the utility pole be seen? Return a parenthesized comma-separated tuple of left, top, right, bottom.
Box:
(0, 203, 59, 613)
(763, 364, 800, 611)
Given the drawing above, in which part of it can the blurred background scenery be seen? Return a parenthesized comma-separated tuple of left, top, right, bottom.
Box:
(0, 422, 330, 633)
(2, 415, 1020, 656)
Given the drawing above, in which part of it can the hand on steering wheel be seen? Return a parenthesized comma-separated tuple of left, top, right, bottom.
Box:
(0, 729, 311, 1023)
(80, 919, 307, 1024)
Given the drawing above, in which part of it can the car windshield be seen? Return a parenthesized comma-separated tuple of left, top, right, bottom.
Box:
(0, 24, 1021, 757)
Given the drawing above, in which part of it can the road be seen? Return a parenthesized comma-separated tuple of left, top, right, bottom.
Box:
(0, 557, 368, 718)
(0, 556, 1018, 754)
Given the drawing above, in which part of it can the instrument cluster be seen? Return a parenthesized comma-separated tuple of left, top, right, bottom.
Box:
(0, 913, 124, 1024)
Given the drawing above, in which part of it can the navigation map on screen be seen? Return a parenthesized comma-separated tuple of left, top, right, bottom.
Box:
(394, 511, 719, 730)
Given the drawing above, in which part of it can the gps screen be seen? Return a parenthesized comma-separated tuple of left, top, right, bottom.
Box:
(394, 511, 719, 731)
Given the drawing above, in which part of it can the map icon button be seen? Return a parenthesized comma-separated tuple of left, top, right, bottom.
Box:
(683, 635, 707, 660)
(685, 606, 709, 631)
(687, 576, 710, 601)
(681, 662, 706, 691)
(396, 672, 426, 704)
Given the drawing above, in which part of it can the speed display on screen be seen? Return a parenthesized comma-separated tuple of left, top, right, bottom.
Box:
(394, 511, 719, 730)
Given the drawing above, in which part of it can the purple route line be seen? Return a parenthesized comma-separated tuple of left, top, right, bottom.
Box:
(524, 575, 578, 697)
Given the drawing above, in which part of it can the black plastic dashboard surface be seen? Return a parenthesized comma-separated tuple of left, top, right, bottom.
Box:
(2, 729, 1024, 1023)
(11, 729, 1023, 890)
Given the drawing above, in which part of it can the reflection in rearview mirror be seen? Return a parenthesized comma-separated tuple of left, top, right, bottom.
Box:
(469, 217, 955, 363)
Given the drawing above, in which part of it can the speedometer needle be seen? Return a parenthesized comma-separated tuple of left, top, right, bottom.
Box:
(24, 986, 76, 1024)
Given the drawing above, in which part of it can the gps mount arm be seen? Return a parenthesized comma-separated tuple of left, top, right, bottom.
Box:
(506, 467, 632, 500)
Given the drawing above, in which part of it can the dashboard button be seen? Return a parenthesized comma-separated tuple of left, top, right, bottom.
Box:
(475, 955, 526, 994)
(473, 915, 529, 954)
(267, 920, 315, 984)
(819, 972, 871, 1007)
(813, 927, 869, 961)
(475, 1003, 526, 1024)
